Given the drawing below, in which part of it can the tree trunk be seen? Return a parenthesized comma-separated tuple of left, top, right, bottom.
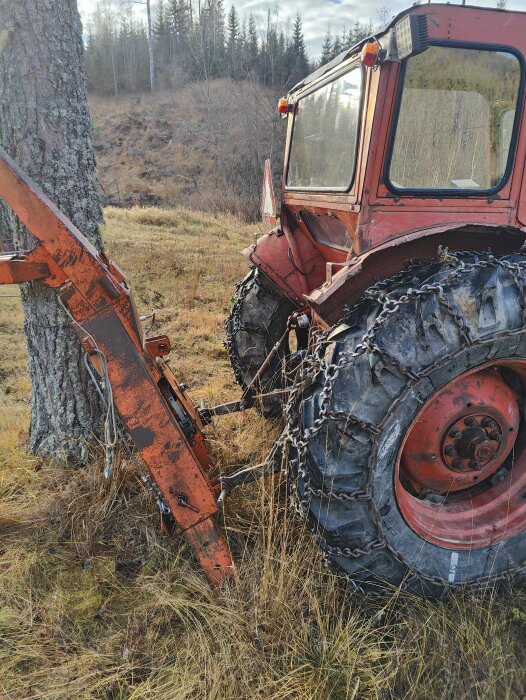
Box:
(0, 0, 104, 463)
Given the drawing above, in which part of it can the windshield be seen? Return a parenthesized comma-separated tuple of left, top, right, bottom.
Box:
(388, 46, 521, 192)
(287, 66, 363, 190)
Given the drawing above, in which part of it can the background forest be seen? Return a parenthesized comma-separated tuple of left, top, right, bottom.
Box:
(84, 0, 374, 95)
(84, 0, 375, 218)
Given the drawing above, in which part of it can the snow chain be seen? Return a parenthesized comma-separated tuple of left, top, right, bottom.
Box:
(266, 251, 526, 596)
(224, 270, 257, 388)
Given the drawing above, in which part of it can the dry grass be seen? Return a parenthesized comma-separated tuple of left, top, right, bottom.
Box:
(89, 80, 282, 221)
(1, 207, 526, 699)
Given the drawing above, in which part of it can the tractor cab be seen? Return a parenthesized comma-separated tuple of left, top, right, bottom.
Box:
(247, 3, 526, 323)
(227, 3, 526, 597)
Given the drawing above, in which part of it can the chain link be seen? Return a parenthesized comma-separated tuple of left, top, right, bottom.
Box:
(224, 270, 255, 388)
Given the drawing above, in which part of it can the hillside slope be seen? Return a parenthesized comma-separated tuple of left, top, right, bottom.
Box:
(1, 208, 526, 699)
(89, 80, 284, 221)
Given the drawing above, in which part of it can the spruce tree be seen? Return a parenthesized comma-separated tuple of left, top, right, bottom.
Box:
(214, 0, 226, 74)
(226, 5, 239, 77)
(154, 0, 171, 83)
(238, 19, 247, 77)
(247, 15, 259, 73)
(277, 30, 286, 86)
(350, 19, 371, 45)
(331, 35, 342, 60)
(171, 0, 192, 74)
(291, 13, 309, 84)
(320, 27, 333, 66)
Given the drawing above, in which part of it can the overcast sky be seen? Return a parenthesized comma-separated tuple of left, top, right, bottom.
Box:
(77, 0, 526, 58)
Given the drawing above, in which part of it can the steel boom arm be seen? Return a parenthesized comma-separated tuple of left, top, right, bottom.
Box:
(0, 147, 233, 586)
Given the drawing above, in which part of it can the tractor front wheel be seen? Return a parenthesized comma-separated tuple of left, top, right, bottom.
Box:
(294, 252, 526, 597)
(226, 269, 297, 418)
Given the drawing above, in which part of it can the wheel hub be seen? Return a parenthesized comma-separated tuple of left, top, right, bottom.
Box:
(443, 414, 503, 472)
(401, 369, 519, 493)
(394, 360, 526, 550)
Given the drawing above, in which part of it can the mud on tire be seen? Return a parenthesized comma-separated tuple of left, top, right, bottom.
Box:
(293, 252, 526, 597)
(226, 268, 296, 418)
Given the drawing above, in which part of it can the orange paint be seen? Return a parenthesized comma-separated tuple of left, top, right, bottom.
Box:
(0, 148, 233, 587)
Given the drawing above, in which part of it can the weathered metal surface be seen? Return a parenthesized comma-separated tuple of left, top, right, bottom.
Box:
(243, 225, 326, 305)
(0, 253, 49, 284)
(306, 225, 525, 324)
(0, 147, 233, 586)
(396, 359, 526, 551)
(401, 369, 519, 494)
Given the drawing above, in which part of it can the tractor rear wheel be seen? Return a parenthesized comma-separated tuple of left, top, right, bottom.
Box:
(227, 269, 296, 418)
(293, 252, 526, 597)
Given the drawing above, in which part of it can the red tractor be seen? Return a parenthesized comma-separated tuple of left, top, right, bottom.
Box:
(227, 3, 526, 595)
(2, 2, 526, 598)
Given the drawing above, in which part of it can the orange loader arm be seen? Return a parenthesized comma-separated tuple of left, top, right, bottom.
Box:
(0, 147, 233, 586)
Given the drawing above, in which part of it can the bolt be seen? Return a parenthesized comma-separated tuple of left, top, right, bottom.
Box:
(452, 458, 464, 470)
(474, 444, 493, 462)
(449, 429, 463, 439)
(445, 446, 457, 457)
(489, 431, 503, 442)
(481, 417, 493, 428)
(465, 417, 477, 427)
(469, 460, 481, 471)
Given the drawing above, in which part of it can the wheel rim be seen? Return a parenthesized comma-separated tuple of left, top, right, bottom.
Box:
(396, 360, 526, 549)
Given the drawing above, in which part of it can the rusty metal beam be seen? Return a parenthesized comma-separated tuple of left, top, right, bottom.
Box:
(0, 252, 49, 284)
(0, 146, 234, 586)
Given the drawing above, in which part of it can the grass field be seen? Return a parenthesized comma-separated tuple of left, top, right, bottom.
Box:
(2, 207, 526, 699)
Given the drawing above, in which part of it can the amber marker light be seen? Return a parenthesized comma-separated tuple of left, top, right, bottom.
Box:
(361, 40, 380, 67)
(277, 98, 289, 114)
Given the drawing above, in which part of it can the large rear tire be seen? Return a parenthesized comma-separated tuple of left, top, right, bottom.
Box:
(226, 269, 296, 418)
(293, 252, 526, 597)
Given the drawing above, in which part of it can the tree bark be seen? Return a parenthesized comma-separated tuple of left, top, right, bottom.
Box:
(0, 0, 105, 463)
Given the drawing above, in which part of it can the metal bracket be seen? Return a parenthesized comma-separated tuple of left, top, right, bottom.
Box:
(325, 259, 360, 285)
(0, 252, 50, 284)
(199, 309, 310, 424)
(144, 335, 171, 358)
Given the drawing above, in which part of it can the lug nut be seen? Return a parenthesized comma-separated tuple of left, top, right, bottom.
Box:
(481, 417, 493, 428)
(465, 417, 477, 427)
(449, 429, 463, 439)
(445, 446, 457, 457)
(489, 431, 503, 442)
(469, 460, 481, 471)
(452, 458, 464, 470)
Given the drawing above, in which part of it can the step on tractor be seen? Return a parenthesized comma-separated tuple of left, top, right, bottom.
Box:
(3, 3, 526, 597)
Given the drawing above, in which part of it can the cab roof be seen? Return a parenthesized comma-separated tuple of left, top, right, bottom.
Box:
(290, 2, 524, 96)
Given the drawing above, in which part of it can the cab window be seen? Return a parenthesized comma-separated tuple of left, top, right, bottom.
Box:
(287, 67, 363, 190)
(388, 46, 521, 193)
